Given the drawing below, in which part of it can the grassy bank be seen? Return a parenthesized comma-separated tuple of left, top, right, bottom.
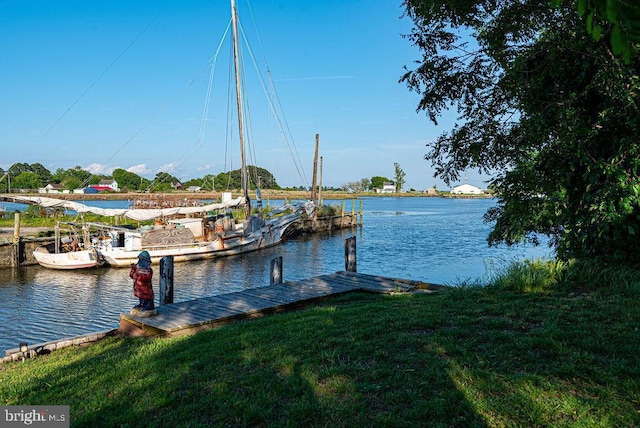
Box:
(1, 261, 639, 427)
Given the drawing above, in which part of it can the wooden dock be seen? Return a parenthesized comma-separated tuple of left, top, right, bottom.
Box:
(119, 271, 443, 338)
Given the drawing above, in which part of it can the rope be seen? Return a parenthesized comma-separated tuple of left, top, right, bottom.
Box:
(238, 19, 309, 187)
(80, 20, 233, 192)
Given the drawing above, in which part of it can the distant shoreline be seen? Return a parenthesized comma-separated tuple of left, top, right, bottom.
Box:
(2, 190, 492, 202)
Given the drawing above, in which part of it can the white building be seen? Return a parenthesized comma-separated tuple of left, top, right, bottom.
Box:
(452, 184, 484, 195)
(381, 182, 395, 193)
(39, 183, 65, 194)
(98, 179, 119, 192)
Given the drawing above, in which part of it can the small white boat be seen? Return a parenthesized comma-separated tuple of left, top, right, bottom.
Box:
(33, 222, 103, 270)
(33, 245, 102, 270)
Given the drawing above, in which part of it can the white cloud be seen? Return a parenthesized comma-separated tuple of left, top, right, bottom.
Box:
(84, 163, 112, 175)
(126, 164, 152, 175)
(158, 162, 179, 173)
(197, 164, 214, 171)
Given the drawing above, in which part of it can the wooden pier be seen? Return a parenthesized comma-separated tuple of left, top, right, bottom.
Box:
(119, 271, 443, 338)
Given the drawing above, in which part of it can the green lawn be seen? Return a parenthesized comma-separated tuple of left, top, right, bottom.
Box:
(1, 261, 639, 427)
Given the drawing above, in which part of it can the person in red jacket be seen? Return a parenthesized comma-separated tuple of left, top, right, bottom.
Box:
(130, 250, 156, 316)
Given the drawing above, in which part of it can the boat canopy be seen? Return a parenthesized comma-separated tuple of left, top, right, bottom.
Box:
(0, 195, 246, 222)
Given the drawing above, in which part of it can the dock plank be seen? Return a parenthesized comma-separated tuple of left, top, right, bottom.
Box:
(330, 271, 418, 292)
(119, 271, 433, 337)
(213, 293, 285, 312)
(240, 287, 303, 305)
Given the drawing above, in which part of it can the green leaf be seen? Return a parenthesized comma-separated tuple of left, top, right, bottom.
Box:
(611, 24, 623, 54)
(606, 0, 618, 22)
(577, 0, 588, 16)
(592, 24, 603, 41)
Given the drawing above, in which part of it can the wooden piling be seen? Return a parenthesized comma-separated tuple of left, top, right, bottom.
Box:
(11, 211, 22, 267)
(345, 236, 356, 272)
(159, 256, 174, 305)
(13, 211, 20, 244)
(270, 256, 283, 285)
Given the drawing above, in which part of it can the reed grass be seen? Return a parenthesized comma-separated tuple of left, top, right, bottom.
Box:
(0, 212, 142, 229)
(1, 261, 639, 427)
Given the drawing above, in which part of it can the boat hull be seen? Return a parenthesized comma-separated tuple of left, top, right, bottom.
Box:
(33, 247, 102, 270)
(99, 235, 283, 267)
(96, 215, 299, 267)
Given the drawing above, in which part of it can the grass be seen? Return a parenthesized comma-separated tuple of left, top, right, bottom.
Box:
(0, 212, 142, 230)
(1, 261, 639, 427)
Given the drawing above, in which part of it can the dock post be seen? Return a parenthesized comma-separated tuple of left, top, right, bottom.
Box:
(270, 256, 283, 285)
(11, 211, 23, 268)
(159, 256, 174, 305)
(352, 199, 357, 227)
(345, 236, 356, 272)
(13, 211, 20, 243)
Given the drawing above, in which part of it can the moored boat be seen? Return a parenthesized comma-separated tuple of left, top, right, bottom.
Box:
(87, 203, 310, 267)
(33, 245, 102, 270)
(32, 222, 104, 269)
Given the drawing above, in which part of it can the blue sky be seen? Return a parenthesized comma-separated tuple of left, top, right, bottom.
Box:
(0, 0, 480, 190)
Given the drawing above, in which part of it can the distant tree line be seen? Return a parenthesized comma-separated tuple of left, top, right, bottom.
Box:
(0, 163, 283, 193)
(1, 162, 412, 194)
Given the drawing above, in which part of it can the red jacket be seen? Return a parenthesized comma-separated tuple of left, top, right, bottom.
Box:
(130, 265, 154, 300)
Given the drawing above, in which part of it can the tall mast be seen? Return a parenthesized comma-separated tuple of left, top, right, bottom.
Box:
(231, 0, 250, 216)
(311, 133, 319, 204)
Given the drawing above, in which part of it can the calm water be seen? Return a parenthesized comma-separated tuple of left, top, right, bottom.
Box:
(0, 197, 552, 353)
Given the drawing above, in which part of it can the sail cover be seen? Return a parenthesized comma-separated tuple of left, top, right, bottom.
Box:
(0, 195, 246, 222)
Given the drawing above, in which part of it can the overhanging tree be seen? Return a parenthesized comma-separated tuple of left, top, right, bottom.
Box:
(402, 0, 640, 262)
(574, 0, 640, 62)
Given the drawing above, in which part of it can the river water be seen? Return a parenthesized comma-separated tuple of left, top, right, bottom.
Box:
(0, 197, 552, 353)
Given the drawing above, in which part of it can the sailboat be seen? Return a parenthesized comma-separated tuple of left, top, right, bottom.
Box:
(92, 0, 314, 267)
(6, 0, 314, 268)
(91, 200, 312, 267)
